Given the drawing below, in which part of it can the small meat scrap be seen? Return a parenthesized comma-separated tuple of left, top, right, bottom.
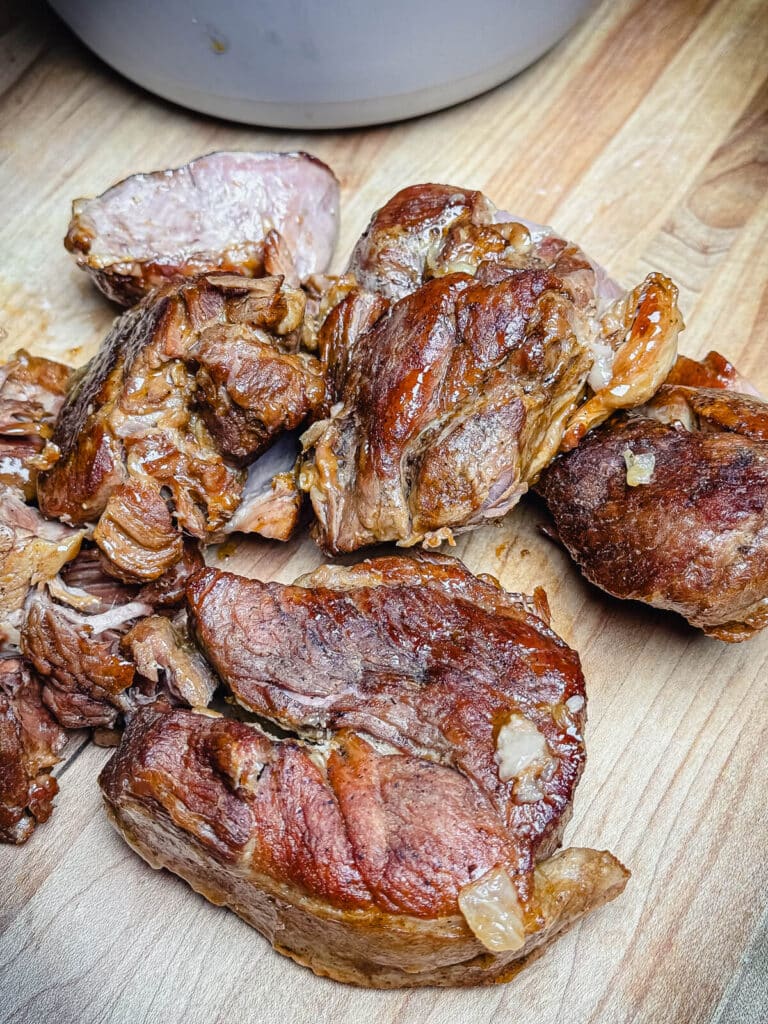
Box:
(0, 655, 66, 844)
(22, 547, 215, 730)
(0, 349, 72, 500)
(38, 274, 327, 579)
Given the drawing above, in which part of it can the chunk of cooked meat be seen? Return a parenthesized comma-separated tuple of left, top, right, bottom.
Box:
(101, 553, 628, 987)
(666, 349, 763, 396)
(0, 349, 72, 499)
(38, 274, 326, 577)
(302, 184, 682, 553)
(538, 357, 768, 641)
(301, 267, 592, 551)
(65, 151, 340, 305)
(22, 547, 215, 729)
(0, 486, 83, 646)
(0, 655, 66, 844)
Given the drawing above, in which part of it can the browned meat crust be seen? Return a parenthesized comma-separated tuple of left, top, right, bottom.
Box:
(0, 655, 66, 844)
(301, 266, 594, 552)
(0, 349, 72, 500)
(101, 553, 627, 986)
(538, 375, 768, 641)
(38, 274, 326, 577)
(302, 184, 682, 554)
(65, 151, 340, 305)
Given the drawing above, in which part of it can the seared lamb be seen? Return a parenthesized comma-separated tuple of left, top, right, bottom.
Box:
(101, 553, 628, 987)
(538, 353, 768, 641)
(38, 274, 326, 579)
(301, 184, 682, 553)
(65, 151, 340, 305)
(0, 655, 66, 844)
(0, 349, 72, 500)
(22, 548, 216, 730)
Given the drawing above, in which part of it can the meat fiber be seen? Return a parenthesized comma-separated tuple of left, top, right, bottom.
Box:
(0, 349, 72, 500)
(100, 553, 628, 987)
(65, 151, 340, 305)
(37, 274, 326, 579)
(0, 485, 84, 647)
(0, 655, 66, 844)
(302, 184, 682, 553)
(22, 547, 216, 729)
(538, 353, 768, 641)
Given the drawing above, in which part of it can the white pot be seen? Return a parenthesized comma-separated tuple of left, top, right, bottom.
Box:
(51, 0, 595, 129)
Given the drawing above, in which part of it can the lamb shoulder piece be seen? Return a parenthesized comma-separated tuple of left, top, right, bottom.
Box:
(101, 553, 628, 987)
(37, 274, 325, 579)
(538, 353, 768, 641)
(65, 151, 340, 305)
(301, 183, 682, 553)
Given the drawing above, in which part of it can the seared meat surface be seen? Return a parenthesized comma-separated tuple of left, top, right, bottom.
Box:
(38, 274, 326, 578)
(100, 553, 628, 986)
(65, 151, 340, 305)
(22, 547, 215, 730)
(302, 185, 682, 553)
(0, 350, 71, 500)
(538, 354, 768, 641)
(0, 655, 66, 844)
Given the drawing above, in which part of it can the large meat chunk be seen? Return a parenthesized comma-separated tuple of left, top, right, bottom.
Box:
(22, 548, 216, 730)
(0, 655, 66, 844)
(302, 184, 682, 553)
(38, 274, 326, 578)
(100, 553, 628, 986)
(538, 354, 768, 641)
(0, 350, 72, 500)
(65, 151, 340, 305)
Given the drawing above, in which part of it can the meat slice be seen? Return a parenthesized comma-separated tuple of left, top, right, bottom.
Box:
(38, 274, 326, 577)
(102, 553, 627, 986)
(0, 486, 84, 646)
(0, 350, 72, 500)
(303, 184, 682, 553)
(0, 655, 66, 844)
(65, 151, 340, 305)
(538, 354, 768, 641)
(22, 547, 215, 729)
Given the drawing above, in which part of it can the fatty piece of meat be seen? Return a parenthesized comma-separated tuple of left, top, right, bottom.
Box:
(0, 485, 84, 646)
(301, 267, 594, 551)
(0, 350, 72, 500)
(22, 546, 214, 729)
(305, 184, 682, 553)
(221, 432, 302, 541)
(65, 151, 340, 305)
(538, 360, 768, 641)
(0, 655, 66, 844)
(101, 554, 628, 986)
(38, 274, 326, 578)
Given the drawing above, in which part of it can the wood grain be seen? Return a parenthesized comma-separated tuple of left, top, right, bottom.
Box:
(0, 1, 766, 1022)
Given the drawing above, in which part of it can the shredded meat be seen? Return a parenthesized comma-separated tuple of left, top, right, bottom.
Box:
(0, 349, 72, 500)
(37, 274, 327, 578)
(0, 655, 66, 844)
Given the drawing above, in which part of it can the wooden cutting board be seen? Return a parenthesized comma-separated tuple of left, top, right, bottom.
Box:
(1, 1, 766, 1021)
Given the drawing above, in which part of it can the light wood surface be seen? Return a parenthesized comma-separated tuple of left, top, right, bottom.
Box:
(1, 1, 767, 1021)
